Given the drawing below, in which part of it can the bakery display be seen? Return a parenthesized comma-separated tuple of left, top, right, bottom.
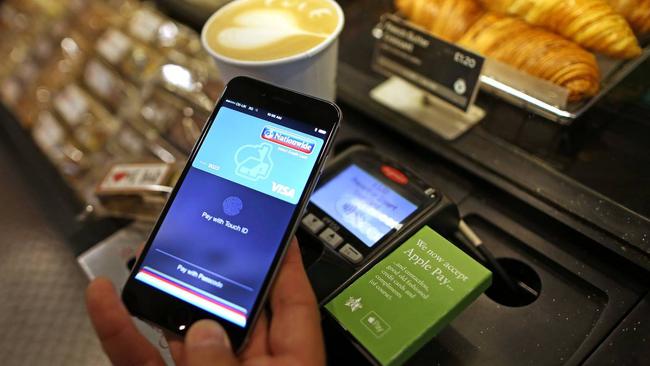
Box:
(395, 0, 602, 101)
(458, 13, 600, 101)
(607, 0, 650, 34)
(478, 0, 641, 58)
(395, 0, 484, 41)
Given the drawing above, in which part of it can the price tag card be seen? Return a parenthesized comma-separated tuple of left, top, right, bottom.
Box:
(372, 14, 484, 112)
(97, 162, 172, 194)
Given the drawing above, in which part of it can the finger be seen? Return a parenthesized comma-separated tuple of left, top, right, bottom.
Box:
(168, 339, 185, 366)
(184, 320, 239, 366)
(269, 239, 324, 363)
(86, 278, 165, 366)
(136, 242, 145, 258)
(164, 331, 185, 366)
(241, 309, 270, 360)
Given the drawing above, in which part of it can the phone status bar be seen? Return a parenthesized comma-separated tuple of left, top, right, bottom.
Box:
(224, 99, 328, 138)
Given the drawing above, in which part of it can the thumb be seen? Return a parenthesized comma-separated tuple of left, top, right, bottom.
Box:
(184, 320, 239, 366)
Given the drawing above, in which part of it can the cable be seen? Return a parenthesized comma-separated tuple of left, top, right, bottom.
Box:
(457, 220, 521, 294)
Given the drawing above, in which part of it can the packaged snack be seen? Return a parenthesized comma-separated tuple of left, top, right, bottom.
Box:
(31, 110, 88, 180)
(53, 83, 121, 152)
(95, 162, 177, 221)
(163, 105, 210, 154)
(157, 62, 223, 111)
(95, 27, 164, 85)
(83, 58, 138, 112)
(127, 6, 204, 57)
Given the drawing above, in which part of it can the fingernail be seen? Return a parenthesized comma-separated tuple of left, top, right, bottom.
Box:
(186, 320, 230, 349)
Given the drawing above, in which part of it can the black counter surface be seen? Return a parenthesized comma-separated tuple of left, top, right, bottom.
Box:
(2, 98, 649, 364)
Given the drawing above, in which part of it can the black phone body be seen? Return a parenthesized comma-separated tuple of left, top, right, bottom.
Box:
(122, 76, 341, 351)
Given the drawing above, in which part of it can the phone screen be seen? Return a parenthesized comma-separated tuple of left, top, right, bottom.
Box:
(134, 100, 327, 328)
(310, 164, 418, 247)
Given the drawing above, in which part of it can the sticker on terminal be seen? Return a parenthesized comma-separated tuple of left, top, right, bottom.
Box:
(261, 126, 315, 154)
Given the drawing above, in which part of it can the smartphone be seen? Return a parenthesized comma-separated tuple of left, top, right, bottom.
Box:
(122, 76, 341, 351)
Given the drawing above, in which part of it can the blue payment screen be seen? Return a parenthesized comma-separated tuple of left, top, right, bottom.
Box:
(311, 164, 418, 247)
(135, 103, 325, 327)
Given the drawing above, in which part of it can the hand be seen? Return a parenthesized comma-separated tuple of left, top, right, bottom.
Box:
(86, 238, 325, 366)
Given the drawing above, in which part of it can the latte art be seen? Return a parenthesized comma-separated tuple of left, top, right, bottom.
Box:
(217, 10, 329, 50)
(204, 0, 340, 61)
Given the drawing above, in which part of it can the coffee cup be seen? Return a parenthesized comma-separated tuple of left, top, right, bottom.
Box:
(201, 0, 344, 100)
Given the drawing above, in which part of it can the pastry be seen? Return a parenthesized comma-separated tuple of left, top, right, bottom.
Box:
(396, 0, 601, 100)
(395, 0, 484, 41)
(458, 12, 601, 100)
(479, 0, 641, 58)
(607, 0, 650, 34)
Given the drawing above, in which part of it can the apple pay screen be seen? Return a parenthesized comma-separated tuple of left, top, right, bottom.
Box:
(135, 103, 324, 328)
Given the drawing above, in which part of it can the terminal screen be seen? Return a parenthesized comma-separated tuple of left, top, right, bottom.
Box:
(311, 164, 418, 247)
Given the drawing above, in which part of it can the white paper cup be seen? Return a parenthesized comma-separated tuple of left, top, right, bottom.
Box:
(201, 0, 344, 101)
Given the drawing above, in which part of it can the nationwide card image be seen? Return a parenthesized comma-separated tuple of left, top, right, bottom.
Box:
(193, 107, 324, 204)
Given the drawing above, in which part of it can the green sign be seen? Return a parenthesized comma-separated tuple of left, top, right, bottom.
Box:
(325, 226, 492, 366)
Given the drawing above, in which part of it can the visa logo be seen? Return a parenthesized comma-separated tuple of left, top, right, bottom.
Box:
(272, 182, 295, 198)
(261, 126, 315, 154)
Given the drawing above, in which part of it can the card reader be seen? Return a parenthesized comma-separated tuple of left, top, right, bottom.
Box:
(301, 145, 441, 265)
(298, 145, 460, 301)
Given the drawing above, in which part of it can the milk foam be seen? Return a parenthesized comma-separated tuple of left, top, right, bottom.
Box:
(217, 9, 328, 50)
(204, 0, 340, 62)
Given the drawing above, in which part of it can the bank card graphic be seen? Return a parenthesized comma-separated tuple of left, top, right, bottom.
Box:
(235, 142, 274, 181)
(194, 107, 324, 204)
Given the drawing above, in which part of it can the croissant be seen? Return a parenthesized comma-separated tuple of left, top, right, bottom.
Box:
(479, 0, 641, 58)
(396, 0, 601, 100)
(607, 0, 650, 34)
(395, 0, 484, 42)
(458, 12, 600, 101)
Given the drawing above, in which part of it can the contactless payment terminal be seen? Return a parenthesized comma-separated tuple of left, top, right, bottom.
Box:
(300, 146, 438, 265)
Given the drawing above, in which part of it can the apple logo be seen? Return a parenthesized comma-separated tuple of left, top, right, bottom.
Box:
(223, 196, 243, 216)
